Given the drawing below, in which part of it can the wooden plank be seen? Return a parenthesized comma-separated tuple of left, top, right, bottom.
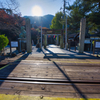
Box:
(0, 61, 100, 80)
(0, 82, 100, 98)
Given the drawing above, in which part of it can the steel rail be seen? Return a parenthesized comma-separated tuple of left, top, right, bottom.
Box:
(0, 77, 100, 84)
(0, 79, 100, 85)
(0, 80, 76, 85)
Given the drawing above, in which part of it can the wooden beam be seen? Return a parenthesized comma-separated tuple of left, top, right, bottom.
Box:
(42, 29, 64, 31)
(42, 29, 64, 34)
(43, 32, 62, 34)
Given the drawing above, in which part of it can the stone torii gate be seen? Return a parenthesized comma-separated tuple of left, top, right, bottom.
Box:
(26, 18, 32, 53)
(42, 29, 64, 49)
(25, 18, 86, 53)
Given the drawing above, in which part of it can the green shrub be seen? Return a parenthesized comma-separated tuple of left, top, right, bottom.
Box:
(0, 34, 9, 51)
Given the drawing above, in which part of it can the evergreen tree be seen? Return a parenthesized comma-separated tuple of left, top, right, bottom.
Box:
(0, 34, 9, 51)
(66, 0, 100, 35)
(50, 12, 63, 29)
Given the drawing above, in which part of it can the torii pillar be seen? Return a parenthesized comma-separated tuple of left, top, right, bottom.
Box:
(79, 18, 86, 53)
(26, 18, 32, 53)
(44, 31, 47, 49)
(60, 30, 64, 49)
(57, 35, 59, 46)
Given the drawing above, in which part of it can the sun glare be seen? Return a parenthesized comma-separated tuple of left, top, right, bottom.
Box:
(32, 5, 42, 16)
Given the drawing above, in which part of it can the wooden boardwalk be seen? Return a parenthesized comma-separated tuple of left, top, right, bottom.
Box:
(0, 45, 100, 99)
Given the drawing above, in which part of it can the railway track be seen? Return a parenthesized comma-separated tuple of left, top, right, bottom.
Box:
(0, 77, 100, 98)
(0, 77, 100, 85)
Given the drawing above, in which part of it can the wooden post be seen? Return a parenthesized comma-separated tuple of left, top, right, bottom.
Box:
(44, 34, 47, 49)
(93, 40, 96, 55)
(90, 40, 93, 51)
(79, 18, 86, 53)
(9, 38, 12, 55)
(57, 35, 59, 46)
(26, 18, 32, 53)
(18, 38, 21, 53)
(69, 40, 71, 51)
(60, 30, 64, 49)
(75, 41, 76, 51)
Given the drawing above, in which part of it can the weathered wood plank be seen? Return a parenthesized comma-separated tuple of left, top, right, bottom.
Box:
(0, 82, 100, 98)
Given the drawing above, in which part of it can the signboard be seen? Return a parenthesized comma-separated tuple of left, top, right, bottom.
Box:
(95, 42, 100, 48)
(90, 37, 100, 40)
(84, 39, 90, 44)
(11, 41, 18, 47)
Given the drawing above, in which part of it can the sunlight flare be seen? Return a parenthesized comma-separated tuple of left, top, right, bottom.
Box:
(32, 5, 42, 16)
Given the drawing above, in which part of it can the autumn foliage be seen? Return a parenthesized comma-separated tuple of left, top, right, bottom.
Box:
(0, 10, 25, 27)
(0, 10, 14, 25)
(0, 9, 25, 40)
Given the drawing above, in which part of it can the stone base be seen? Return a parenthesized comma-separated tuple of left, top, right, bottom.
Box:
(44, 45, 46, 49)
(36, 43, 40, 48)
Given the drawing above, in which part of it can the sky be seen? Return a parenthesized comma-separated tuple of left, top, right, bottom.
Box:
(17, 0, 75, 17)
(0, 0, 75, 17)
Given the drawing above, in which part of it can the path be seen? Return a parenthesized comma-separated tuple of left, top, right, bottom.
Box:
(43, 44, 98, 59)
(0, 45, 100, 99)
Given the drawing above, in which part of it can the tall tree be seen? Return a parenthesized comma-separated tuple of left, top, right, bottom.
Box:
(66, 0, 100, 35)
(50, 12, 63, 29)
(84, 0, 100, 10)
(83, 0, 100, 35)
(0, 9, 25, 40)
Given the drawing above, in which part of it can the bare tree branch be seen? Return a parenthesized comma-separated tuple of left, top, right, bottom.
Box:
(0, 0, 20, 14)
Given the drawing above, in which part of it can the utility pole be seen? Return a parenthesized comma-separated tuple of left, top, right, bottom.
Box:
(63, 0, 68, 49)
(64, 0, 66, 16)
(65, 15, 68, 49)
(62, 0, 65, 30)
